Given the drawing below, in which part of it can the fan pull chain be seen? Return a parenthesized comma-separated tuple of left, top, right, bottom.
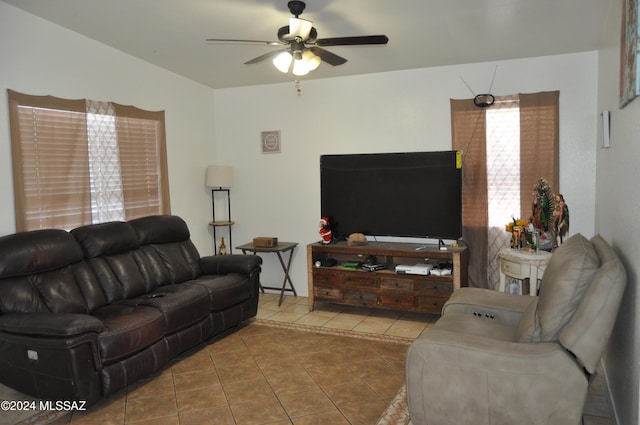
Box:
(295, 79, 302, 95)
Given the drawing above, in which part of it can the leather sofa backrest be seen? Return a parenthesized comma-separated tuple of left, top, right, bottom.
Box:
(0, 229, 91, 314)
(559, 235, 627, 374)
(533, 233, 600, 341)
(130, 215, 202, 284)
(71, 221, 153, 302)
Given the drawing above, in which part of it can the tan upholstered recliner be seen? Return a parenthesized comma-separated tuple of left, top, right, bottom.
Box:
(406, 233, 626, 425)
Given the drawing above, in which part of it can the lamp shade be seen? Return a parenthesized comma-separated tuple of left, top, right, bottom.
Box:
(206, 165, 233, 188)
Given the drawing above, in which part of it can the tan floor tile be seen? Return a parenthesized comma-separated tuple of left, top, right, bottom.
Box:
(125, 394, 177, 423)
(127, 370, 175, 400)
(124, 416, 179, 425)
(265, 369, 319, 395)
(173, 369, 220, 393)
(294, 314, 331, 326)
(217, 363, 264, 385)
(268, 311, 307, 322)
(175, 386, 228, 412)
(170, 352, 214, 374)
(211, 349, 258, 369)
(206, 334, 249, 354)
(279, 388, 335, 418)
(340, 399, 389, 425)
(179, 405, 236, 425)
(306, 363, 356, 387)
(282, 303, 313, 314)
(385, 322, 428, 338)
(366, 374, 406, 399)
(222, 377, 275, 404)
(322, 380, 382, 408)
(68, 394, 125, 425)
(321, 316, 361, 330)
(291, 409, 351, 425)
(229, 397, 289, 425)
(352, 320, 392, 334)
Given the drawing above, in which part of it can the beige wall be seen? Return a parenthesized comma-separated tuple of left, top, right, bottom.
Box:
(597, 1, 640, 424)
(0, 2, 217, 253)
(212, 53, 599, 295)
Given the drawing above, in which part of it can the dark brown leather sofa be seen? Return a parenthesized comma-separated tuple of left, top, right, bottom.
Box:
(0, 215, 261, 406)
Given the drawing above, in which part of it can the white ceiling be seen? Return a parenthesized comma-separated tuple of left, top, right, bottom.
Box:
(3, 0, 612, 89)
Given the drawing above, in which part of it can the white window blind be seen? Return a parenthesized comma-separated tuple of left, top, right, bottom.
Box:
(8, 90, 170, 231)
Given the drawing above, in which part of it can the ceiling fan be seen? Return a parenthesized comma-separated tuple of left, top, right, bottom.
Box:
(206, 1, 389, 76)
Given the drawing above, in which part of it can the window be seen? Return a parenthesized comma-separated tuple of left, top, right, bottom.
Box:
(451, 91, 559, 289)
(8, 90, 171, 231)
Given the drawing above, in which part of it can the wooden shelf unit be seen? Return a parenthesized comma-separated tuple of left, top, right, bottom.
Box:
(307, 241, 468, 315)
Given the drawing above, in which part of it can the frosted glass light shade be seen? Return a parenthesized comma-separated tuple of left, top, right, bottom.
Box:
(272, 51, 293, 73)
(292, 59, 310, 76)
(206, 165, 233, 188)
(302, 50, 321, 71)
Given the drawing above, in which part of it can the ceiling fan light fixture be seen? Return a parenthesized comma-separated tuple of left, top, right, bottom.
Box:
(289, 17, 313, 40)
(272, 51, 292, 73)
(292, 58, 310, 76)
(302, 50, 321, 71)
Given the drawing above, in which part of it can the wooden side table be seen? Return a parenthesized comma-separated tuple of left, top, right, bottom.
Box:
(237, 241, 298, 306)
(498, 249, 552, 296)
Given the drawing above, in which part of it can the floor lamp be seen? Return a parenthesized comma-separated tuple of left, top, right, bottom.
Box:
(206, 165, 233, 254)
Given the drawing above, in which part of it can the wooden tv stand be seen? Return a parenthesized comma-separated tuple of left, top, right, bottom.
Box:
(306, 241, 468, 315)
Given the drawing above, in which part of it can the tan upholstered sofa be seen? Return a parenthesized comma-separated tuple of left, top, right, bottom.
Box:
(406, 233, 626, 425)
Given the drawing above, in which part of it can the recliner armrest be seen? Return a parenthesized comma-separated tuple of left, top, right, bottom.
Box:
(443, 287, 536, 326)
(200, 254, 262, 276)
(0, 313, 104, 337)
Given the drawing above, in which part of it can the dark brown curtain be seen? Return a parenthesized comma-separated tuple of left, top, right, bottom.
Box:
(519, 91, 560, 213)
(451, 91, 559, 288)
(451, 99, 488, 288)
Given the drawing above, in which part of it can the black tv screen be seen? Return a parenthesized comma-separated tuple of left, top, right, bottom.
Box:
(320, 151, 462, 240)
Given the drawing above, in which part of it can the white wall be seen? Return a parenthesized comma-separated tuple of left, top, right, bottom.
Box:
(0, 2, 217, 253)
(213, 53, 599, 294)
(596, 0, 640, 424)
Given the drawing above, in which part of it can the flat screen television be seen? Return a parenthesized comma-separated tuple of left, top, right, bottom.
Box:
(320, 150, 462, 240)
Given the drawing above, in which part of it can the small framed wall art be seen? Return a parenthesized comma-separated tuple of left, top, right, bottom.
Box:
(261, 131, 281, 154)
(620, 0, 639, 108)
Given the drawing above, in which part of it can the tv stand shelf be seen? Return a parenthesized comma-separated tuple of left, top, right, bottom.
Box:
(306, 241, 468, 315)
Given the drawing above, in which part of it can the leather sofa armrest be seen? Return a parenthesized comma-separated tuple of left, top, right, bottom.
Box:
(0, 313, 104, 337)
(200, 254, 262, 276)
(442, 287, 536, 326)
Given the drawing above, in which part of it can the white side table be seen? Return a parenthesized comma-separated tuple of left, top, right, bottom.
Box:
(498, 249, 552, 296)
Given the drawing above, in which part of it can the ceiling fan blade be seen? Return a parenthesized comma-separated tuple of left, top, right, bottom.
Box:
(244, 49, 286, 65)
(315, 35, 389, 47)
(206, 38, 283, 46)
(309, 47, 347, 66)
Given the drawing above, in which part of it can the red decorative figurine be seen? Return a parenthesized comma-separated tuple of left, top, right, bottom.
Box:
(319, 217, 332, 244)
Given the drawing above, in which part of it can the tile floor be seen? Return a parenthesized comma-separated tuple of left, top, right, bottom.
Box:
(1, 293, 614, 424)
(48, 294, 411, 425)
(255, 294, 615, 425)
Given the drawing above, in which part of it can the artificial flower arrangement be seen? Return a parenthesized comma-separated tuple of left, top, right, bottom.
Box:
(505, 218, 529, 233)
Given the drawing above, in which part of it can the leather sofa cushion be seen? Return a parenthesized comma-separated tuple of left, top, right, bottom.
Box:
(130, 216, 203, 284)
(92, 304, 166, 364)
(130, 215, 191, 244)
(87, 253, 149, 301)
(191, 274, 253, 311)
(71, 221, 139, 258)
(0, 229, 83, 278)
(129, 284, 211, 333)
(517, 233, 600, 342)
(0, 266, 88, 314)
